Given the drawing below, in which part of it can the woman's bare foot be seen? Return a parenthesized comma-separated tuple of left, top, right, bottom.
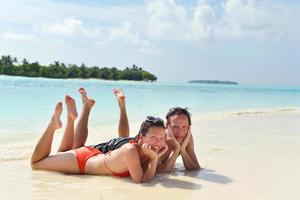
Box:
(79, 88, 95, 109)
(113, 88, 126, 109)
(65, 95, 78, 120)
(50, 102, 63, 129)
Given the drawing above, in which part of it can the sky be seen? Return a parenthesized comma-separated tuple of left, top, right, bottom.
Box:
(0, 0, 300, 86)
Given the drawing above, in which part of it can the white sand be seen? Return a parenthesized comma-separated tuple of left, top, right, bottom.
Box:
(1, 112, 300, 200)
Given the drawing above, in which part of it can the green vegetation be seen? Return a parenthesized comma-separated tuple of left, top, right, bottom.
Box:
(188, 80, 238, 85)
(0, 55, 157, 81)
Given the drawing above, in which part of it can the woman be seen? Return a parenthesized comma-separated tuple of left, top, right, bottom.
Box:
(31, 88, 167, 183)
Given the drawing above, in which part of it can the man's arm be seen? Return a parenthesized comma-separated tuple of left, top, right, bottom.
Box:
(157, 143, 180, 173)
(180, 130, 201, 170)
(157, 126, 181, 173)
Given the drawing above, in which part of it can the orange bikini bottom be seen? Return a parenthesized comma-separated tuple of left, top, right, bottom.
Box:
(74, 146, 130, 177)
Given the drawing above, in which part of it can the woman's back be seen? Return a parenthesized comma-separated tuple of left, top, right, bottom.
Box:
(85, 143, 139, 176)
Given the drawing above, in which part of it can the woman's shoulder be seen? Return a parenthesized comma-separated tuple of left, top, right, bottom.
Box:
(121, 143, 139, 155)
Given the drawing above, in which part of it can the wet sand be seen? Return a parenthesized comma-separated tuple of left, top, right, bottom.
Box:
(1, 112, 300, 200)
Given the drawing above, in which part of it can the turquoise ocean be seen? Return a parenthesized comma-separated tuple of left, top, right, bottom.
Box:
(1, 75, 300, 139)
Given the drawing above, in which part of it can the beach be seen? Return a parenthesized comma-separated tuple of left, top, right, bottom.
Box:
(1, 76, 300, 200)
(1, 111, 300, 200)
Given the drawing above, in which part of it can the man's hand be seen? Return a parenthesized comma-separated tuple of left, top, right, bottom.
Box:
(180, 126, 191, 152)
(166, 125, 180, 150)
(166, 125, 173, 140)
(179, 126, 201, 170)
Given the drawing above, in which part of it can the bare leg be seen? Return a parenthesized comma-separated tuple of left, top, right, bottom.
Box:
(73, 88, 95, 149)
(113, 88, 130, 137)
(31, 102, 63, 164)
(58, 95, 78, 152)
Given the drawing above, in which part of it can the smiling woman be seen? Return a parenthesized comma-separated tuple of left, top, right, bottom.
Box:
(30, 88, 166, 183)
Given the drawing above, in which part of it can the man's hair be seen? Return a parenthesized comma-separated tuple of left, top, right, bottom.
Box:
(138, 116, 165, 136)
(166, 107, 192, 125)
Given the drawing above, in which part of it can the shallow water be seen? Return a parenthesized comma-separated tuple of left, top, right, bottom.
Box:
(1, 75, 300, 135)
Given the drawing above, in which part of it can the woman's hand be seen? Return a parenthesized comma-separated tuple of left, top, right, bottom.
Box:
(157, 143, 169, 159)
(142, 142, 158, 160)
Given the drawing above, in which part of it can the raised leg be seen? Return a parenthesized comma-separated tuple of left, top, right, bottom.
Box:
(31, 102, 63, 165)
(57, 95, 78, 152)
(73, 88, 95, 149)
(31, 102, 81, 174)
(113, 88, 130, 137)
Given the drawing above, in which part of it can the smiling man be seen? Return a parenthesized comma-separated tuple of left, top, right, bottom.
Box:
(159, 107, 200, 172)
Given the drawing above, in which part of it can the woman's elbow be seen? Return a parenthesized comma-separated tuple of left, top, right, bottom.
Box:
(31, 162, 38, 170)
(132, 177, 143, 184)
(157, 167, 171, 173)
(30, 160, 41, 170)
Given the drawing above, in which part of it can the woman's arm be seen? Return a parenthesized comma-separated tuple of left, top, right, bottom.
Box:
(125, 143, 159, 183)
(125, 147, 144, 183)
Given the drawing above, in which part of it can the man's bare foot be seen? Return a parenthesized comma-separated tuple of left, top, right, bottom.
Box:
(65, 95, 78, 120)
(113, 88, 126, 109)
(79, 88, 95, 109)
(51, 102, 63, 129)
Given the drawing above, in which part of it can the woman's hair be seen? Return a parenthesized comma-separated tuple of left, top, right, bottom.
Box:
(165, 107, 192, 125)
(138, 116, 165, 136)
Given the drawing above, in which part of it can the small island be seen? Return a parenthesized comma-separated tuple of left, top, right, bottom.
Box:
(188, 80, 238, 85)
(0, 55, 157, 81)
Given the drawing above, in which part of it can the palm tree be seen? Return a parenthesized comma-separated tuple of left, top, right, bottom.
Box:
(22, 58, 29, 65)
(13, 57, 18, 65)
(1, 55, 14, 66)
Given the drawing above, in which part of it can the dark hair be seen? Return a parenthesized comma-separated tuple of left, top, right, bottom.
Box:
(138, 116, 165, 136)
(166, 107, 192, 125)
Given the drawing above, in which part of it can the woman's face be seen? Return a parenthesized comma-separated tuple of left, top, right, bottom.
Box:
(141, 126, 166, 153)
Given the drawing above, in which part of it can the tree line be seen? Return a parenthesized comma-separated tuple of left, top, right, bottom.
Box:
(0, 55, 157, 81)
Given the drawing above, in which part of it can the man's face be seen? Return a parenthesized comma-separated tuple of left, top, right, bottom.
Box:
(141, 126, 166, 153)
(169, 114, 189, 144)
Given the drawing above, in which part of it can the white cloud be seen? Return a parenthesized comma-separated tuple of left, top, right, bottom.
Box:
(1, 0, 299, 84)
(40, 17, 101, 38)
(144, 0, 300, 42)
(108, 22, 160, 54)
(1, 0, 300, 50)
(2, 32, 34, 41)
(186, 2, 216, 41)
(214, 0, 286, 40)
(146, 0, 187, 39)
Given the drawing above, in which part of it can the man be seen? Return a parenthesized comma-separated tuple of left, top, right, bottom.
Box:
(113, 89, 200, 172)
(158, 107, 200, 172)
